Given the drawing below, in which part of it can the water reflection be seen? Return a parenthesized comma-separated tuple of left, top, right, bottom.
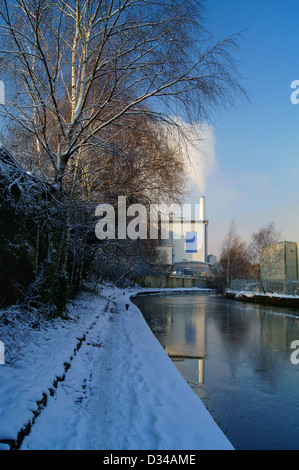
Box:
(133, 294, 299, 450)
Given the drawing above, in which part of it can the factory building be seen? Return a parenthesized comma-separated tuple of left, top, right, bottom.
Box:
(158, 197, 213, 275)
(261, 241, 299, 281)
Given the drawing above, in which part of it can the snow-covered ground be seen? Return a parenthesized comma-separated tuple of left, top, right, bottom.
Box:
(0, 285, 234, 451)
(226, 289, 299, 301)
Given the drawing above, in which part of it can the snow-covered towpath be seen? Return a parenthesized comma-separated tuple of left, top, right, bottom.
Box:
(0, 286, 234, 450)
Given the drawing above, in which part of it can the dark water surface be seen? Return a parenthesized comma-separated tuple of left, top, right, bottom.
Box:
(133, 293, 299, 450)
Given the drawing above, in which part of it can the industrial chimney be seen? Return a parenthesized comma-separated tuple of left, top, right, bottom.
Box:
(199, 196, 205, 221)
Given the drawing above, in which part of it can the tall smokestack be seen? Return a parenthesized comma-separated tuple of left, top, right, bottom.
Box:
(200, 196, 205, 221)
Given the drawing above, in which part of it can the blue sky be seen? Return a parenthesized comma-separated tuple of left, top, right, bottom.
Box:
(199, 0, 299, 256)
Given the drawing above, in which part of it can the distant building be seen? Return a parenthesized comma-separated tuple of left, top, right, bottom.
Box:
(207, 254, 217, 266)
(261, 241, 299, 281)
(158, 197, 212, 275)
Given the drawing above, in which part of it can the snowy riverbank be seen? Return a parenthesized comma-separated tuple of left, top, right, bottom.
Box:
(226, 289, 299, 308)
(0, 285, 234, 451)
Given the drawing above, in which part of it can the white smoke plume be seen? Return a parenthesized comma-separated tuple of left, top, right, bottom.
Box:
(164, 119, 216, 200)
(184, 122, 216, 198)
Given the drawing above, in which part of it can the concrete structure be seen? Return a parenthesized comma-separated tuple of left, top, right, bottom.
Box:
(261, 241, 299, 281)
(158, 197, 211, 274)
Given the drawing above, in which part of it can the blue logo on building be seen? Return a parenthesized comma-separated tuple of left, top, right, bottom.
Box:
(185, 232, 197, 253)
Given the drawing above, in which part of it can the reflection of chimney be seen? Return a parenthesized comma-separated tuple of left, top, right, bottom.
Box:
(200, 196, 205, 221)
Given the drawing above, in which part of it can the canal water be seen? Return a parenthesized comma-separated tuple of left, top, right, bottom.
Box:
(133, 293, 299, 450)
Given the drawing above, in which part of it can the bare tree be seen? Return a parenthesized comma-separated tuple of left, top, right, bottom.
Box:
(0, 0, 246, 308)
(76, 115, 187, 204)
(0, 0, 245, 189)
(216, 221, 251, 291)
(249, 222, 282, 293)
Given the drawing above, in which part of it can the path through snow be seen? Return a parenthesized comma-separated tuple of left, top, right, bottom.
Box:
(0, 287, 234, 450)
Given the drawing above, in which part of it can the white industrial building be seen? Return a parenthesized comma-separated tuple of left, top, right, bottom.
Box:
(158, 197, 213, 275)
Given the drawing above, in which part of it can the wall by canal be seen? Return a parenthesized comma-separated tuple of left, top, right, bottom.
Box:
(136, 275, 209, 289)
